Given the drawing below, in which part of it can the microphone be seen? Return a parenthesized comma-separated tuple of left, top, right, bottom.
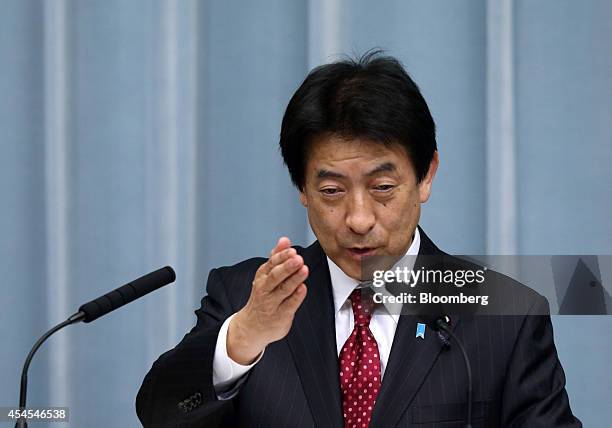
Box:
(15, 266, 176, 428)
(78, 266, 176, 322)
(427, 315, 473, 428)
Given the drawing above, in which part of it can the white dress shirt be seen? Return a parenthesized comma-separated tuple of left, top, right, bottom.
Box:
(213, 228, 421, 397)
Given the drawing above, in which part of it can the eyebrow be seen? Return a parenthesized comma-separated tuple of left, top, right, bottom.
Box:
(365, 162, 396, 176)
(317, 169, 346, 179)
(315, 162, 397, 180)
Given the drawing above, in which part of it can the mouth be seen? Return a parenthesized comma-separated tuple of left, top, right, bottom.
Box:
(346, 247, 378, 260)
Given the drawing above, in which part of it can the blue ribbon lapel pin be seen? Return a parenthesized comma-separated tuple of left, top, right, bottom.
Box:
(416, 322, 426, 339)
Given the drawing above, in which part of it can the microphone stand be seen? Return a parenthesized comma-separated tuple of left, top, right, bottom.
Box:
(15, 266, 175, 427)
(436, 317, 473, 428)
(15, 311, 85, 428)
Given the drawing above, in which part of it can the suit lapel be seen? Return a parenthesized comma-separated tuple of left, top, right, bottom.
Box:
(369, 315, 448, 427)
(286, 241, 344, 428)
(370, 227, 461, 428)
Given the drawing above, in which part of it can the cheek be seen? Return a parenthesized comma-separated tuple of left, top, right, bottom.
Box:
(377, 190, 420, 240)
(381, 202, 415, 229)
(308, 201, 340, 235)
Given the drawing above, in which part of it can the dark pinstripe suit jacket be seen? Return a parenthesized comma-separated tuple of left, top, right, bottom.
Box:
(136, 228, 581, 427)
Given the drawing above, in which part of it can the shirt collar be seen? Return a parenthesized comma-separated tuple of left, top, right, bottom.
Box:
(326, 227, 421, 323)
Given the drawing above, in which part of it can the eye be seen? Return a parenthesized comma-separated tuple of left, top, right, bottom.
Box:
(373, 184, 395, 192)
(320, 187, 343, 196)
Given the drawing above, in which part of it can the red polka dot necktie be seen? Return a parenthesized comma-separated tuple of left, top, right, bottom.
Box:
(339, 289, 381, 428)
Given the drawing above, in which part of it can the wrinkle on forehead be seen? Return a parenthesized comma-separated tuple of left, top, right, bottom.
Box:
(307, 137, 412, 182)
(310, 136, 404, 162)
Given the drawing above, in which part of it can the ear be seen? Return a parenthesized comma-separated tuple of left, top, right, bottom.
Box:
(418, 151, 439, 203)
(299, 190, 308, 207)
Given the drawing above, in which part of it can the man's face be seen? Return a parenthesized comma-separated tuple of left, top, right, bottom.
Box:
(300, 134, 438, 281)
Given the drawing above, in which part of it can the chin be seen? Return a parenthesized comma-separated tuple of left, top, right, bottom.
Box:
(346, 264, 365, 281)
(333, 260, 357, 279)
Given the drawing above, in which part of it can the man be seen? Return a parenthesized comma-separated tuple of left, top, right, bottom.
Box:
(136, 52, 581, 427)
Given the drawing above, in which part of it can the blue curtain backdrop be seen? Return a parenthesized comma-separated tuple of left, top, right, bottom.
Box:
(1, 1, 611, 426)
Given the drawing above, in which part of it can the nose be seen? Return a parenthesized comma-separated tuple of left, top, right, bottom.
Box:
(345, 191, 376, 235)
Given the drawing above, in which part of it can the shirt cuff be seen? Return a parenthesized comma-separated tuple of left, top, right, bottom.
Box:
(213, 313, 264, 399)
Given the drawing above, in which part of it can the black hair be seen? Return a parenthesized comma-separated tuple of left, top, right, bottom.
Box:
(279, 50, 437, 190)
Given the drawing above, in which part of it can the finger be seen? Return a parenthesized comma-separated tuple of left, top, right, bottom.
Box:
(270, 237, 291, 257)
(260, 247, 296, 276)
(272, 265, 308, 301)
(261, 237, 292, 275)
(262, 255, 304, 293)
(279, 283, 307, 314)
(269, 247, 296, 268)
